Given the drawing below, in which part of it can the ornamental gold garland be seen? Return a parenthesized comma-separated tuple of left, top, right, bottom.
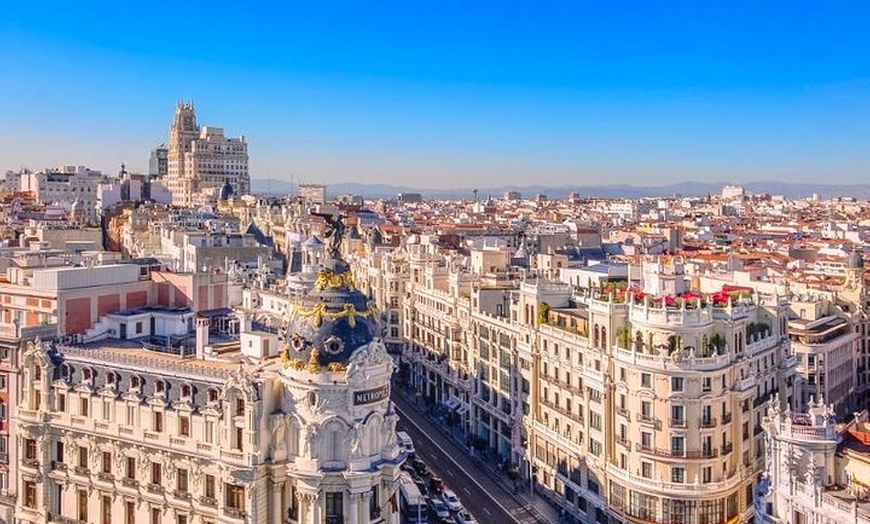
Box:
(290, 302, 374, 328)
(314, 269, 356, 291)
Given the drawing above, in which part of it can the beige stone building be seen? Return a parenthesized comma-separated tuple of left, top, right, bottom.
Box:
(13, 228, 404, 524)
(164, 102, 249, 207)
(351, 239, 799, 524)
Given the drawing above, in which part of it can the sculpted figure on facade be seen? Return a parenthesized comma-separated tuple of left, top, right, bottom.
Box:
(270, 413, 289, 457)
(346, 421, 365, 458)
(303, 423, 319, 456)
(382, 405, 399, 448)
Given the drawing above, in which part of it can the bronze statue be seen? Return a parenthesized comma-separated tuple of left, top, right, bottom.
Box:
(311, 210, 346, 259)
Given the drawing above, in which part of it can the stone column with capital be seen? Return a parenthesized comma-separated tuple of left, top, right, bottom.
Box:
(348, 492, 361, 524)
(272, 481, 284, 524)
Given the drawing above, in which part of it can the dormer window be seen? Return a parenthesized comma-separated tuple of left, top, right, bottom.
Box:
(82, 368, 91, 382)
(106, 372, 115, 385)
(235, 398, 245, 417)
(181, 384, 192, 399)
(130, 376, 141, 390)
(155, 380, 165, 394)
(208, 389, 219, 403)
(34, 366, 42, 381)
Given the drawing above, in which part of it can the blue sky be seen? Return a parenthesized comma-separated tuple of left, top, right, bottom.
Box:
(2, 2, 870, 188)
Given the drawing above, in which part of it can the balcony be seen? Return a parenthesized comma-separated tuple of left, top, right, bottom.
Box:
(173, 490, 192, 501)
(669, 418, 688, 429)
(616, 436, 631, 448)
(22, 458, 40, 470)
(636, 413, 662, 430)
(224, 507, 246, 519)
(721, 443, 734, 455)
(199, 496, 218, 507)
(51, 461, 68, 471)
(96, 472, 114, 482)
(722, 412, 733, 424)
(616, 406, 630, 418)
(147, 483, 165, 494)
(700, 417, 717, 428)
(120, 478, 139, 489)
(73, 466, 89, 477)
(635, 443, 718, 459)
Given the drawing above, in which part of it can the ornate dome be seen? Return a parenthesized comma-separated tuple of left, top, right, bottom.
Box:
(281, 213, 381, 371)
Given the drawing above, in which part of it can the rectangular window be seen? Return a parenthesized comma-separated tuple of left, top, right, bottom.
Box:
(56, 441, 64, 463)
(671, 377, 684, 392)
(126, 456, 136, 479)
(225, 484, 245, 510)
(24, 481, 37, 508)
(641, 373, 651, 388)
(126, 501, 135, 524)
(24, 438, 37, 460)
(153, 411, 163, 432)
(325, 492, 344, 520)
(126, 405, 135, 426)
(151, 507, 161, 524)
(179, 415, 190, 437)
(78, 446, 88, 469)
(641, 462, 652, 479)
(102, 400, 111, 420)
(78, 489, 89, 521)
(671, 467, 685, 484)
(102, 451, 112, 474)
(177, 468, 189, 492)
(151, 462, 162, 485)
(205, 421, 214, 443)
(205, 475, 216, 498)
(101, 494, 112, 524)
(80, 397, 89, 416)
(58, 393, 66, 412)
(369, 485, 380, 519)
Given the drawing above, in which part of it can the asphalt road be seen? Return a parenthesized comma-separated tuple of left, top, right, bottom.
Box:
(393, 393, 544, 524)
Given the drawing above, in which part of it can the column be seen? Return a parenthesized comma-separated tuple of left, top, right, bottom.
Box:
(310, 493, 321, 524)
(361, 491, 373, 524)
(348, 492, 360, 524)
(272, 481, 284, 524)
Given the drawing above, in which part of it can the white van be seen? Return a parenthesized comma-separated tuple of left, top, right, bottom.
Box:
(397, 431, 415, 455)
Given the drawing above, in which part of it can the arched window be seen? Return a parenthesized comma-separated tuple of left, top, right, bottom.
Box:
(594, 325, 600, 347)
(600, 327, 607, 348)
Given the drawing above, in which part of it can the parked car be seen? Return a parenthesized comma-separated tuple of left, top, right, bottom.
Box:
(441, 490, 462, 512)
(428, 497, 451, 520)
(428, 476, 445, 494)
(454, 511, 478, 524)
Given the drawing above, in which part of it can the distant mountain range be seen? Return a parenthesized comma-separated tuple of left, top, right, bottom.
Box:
(251, 178, 870, 200)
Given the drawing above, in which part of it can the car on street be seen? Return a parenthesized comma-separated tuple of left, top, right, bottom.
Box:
(397, 431, 416, 455)
(428, 476, 445, 495)
(454, 511, 478, 524)
(441, 490, 462, 512)
(428, 497, 451, 520)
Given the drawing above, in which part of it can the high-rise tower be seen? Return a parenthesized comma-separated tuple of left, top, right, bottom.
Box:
(163, 101, 249, 206)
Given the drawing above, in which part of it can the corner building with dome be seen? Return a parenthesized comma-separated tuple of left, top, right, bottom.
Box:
(12, 216, 404, 524)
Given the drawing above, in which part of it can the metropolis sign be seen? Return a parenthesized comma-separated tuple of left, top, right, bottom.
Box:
(353, 384, 390, 406)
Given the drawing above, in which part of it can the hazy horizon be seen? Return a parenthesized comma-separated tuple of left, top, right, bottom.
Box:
(2, 3, 870, 189)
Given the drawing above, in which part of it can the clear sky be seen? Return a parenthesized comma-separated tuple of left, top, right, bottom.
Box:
(2, 2, 870, 188)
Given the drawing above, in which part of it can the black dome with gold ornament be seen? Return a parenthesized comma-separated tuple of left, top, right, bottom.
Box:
(281, 212, 379, 372)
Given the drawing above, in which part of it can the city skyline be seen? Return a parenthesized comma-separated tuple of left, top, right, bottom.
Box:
(3, 2, 870, 188)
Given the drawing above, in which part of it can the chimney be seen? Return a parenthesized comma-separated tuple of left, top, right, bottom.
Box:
(195, 316, 209, 359)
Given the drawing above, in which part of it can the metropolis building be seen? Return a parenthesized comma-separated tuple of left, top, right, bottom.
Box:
(13, 217, 403, 524)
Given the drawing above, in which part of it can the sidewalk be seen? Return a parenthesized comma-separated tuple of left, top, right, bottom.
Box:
(394, 385, 562, 524)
